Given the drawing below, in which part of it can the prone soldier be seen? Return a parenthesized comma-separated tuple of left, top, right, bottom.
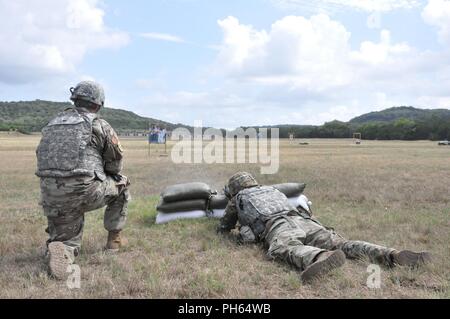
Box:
(217, 172, 431, 283)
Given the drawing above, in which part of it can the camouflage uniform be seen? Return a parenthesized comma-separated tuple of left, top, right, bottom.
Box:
(36, 106, 130, 260)
(219, 181, 396, 271)
(263, 215, 395, 270)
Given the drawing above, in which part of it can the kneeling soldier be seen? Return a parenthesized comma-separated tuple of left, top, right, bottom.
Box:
(36, 81, 130, 280)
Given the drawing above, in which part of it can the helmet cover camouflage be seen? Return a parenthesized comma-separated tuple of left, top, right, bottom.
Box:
(70, 81, 105, 107)
(228, 171, 258, 196)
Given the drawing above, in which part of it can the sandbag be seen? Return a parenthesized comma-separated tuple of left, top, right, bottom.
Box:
(288, 194, 312, 214)
(157, 199, 207, 213)
(272, 182, 306, 198)
(208, 193, 229, 210)
(160, 182, 212, 203)
(210, 209, 226, 219)
(156, 210, 207, 224)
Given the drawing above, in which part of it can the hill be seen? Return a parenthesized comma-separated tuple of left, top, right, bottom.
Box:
(256, 107, 450, 140)
(0, 101, 449, 140)
(0, 100, 188, 133)
(349, 106, 450, 124)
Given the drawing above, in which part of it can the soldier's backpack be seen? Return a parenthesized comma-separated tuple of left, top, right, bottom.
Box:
(36, 108, 104, 179)
(236, 186, 297, 237)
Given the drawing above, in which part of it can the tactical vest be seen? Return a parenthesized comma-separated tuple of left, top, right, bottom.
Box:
(236, 186, 297, 237)
(35, 108, 105, 180)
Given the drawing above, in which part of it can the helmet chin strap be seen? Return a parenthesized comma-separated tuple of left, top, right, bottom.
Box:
(93, 104, 101, 113)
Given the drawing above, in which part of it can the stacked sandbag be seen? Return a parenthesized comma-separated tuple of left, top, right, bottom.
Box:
(160, 182, 212, 203)
(157, 198, 207, 213)
(155, 181, 310, 224)
(272, 182, 306, 198)
(272, 183, 310, 212)
(207, 193, 229, 218)
(156, 182, 214, 224)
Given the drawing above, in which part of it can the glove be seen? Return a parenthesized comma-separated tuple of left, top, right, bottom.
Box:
(216, 225, 226, 234)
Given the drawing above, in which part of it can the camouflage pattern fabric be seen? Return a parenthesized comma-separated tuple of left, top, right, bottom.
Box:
(236, 186, 296, 237)
(70, 81, 105, 106)
(239, 226, 257, 244)
(42, 175, 129, 256)
(37, 107, 129, 257)
(36, 108, 105, 180)
(219, 185, 396, 269)
(265, 215, 396, 270)
(227, 171, 258, 196)
(218, 197, 239, 233)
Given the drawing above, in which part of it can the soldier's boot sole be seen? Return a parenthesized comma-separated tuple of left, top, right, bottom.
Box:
(392, 250, 431, 267)
(300, 250, 346, 283)
(48, 242, 71, 280)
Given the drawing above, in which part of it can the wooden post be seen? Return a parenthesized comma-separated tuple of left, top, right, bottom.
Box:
(148, 122, 151, 156)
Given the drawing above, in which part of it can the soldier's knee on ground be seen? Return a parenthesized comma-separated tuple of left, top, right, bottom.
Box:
(46, 213, 84, 253)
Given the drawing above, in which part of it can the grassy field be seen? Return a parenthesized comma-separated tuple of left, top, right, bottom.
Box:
(0, 133, 448, 298)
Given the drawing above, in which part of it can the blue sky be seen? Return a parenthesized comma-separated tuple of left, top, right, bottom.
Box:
(1, 0, 449, 128)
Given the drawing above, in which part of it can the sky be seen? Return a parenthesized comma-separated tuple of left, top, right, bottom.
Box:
(0, 0, 450, 128)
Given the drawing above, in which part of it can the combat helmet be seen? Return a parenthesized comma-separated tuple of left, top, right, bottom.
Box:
(227, 172, 258, 197)
(70, 81, 105, 107)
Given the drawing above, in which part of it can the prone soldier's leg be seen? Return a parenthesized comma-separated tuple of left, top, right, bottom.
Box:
(339, 240, 396, 266)
(304, 220, 396, 267)
(265, 217, 325, 270)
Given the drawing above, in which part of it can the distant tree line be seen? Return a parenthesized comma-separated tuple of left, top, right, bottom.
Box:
(269, 118, 450, 140)
(1, 101, 449, 140)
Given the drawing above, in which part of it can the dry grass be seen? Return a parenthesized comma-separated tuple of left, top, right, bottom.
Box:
(0, 134, 448, 298)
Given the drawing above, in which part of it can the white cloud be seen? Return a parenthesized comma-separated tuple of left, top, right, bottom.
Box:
(139, 32, 186, 43)
(272, 0, 423, 13)
(135, 12, 450, 128)
(0, 0, 129, 84)
(216, 15, 351, 90)
(216, 15, 415, 92)
(351, 30, 412, 64)
(158, 13, 446, 127)
(422, 0, 450, 44)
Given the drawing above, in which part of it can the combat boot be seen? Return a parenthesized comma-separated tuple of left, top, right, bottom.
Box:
(47, 241, 73, 280)
(300, 250, 346, 283)
(105, 230, 128, 252)
(391, 250, 431, 267)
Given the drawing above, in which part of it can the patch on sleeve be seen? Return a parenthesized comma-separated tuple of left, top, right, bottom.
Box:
(117, 141, 124, 152)
(101, 120, 124, 157)
(110, 131, 124, 153)
(111, 132, 119, 145)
